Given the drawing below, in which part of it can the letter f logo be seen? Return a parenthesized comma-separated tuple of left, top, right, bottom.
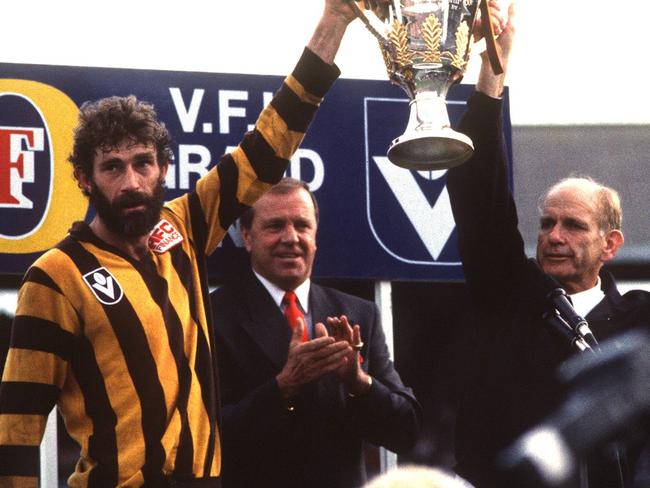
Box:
(0, 126, 44, 209)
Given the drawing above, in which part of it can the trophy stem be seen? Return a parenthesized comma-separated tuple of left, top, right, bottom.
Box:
(387, 92, 474, 171)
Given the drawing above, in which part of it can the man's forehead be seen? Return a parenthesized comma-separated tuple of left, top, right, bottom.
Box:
(257, 189, 313, 209)
(94, 141, 156, 161)
(542, 187, 599, 219)
(257, 205, 314, 221)
(254, 190, 316, 220)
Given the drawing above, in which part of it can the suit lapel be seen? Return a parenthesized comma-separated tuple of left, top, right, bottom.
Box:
(309, 284, 332, 336)
(585, 271, 623, 340)
(240, 272, 293, 371)
(308, 284, 351, 400)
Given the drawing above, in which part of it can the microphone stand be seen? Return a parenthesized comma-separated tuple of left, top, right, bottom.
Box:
(546, 288, 600, 350)
(542, 297, 626, 488)
(542, 309, 594, 354)
(540, 303, 592, 487)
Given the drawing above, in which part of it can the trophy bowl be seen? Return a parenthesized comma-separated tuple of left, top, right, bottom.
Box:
(352, 0, 480, 170)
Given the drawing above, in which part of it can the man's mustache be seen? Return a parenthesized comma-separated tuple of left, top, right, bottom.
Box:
(114, 191, 151, 208)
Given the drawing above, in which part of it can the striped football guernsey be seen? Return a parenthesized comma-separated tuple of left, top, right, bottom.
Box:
(0, 48, 340, 488)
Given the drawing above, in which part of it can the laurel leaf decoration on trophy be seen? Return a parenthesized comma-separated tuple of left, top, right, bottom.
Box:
(388, 20, 413, 68)
(422, 14, 443, 64)
(442, 21, 470, 70)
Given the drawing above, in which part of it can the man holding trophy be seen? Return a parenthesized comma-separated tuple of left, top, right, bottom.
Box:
(351, 0, 649, 485)
(439, 4, 650, 488)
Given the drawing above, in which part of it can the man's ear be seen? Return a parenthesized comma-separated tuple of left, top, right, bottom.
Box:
(601, 229, 624, 263)
(240, 225, 253, 253)
(75, 168, 92, 195)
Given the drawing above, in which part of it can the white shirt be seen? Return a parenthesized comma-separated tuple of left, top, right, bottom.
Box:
(569, 277, 605, 318)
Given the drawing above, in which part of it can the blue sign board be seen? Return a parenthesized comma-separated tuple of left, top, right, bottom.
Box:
(0, 62, 511, 280)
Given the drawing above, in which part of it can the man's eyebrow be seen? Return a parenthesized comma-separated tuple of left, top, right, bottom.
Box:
(263, 217, 285, 225)
(99, 157, 123, 166)
(564, 216, 589, 227)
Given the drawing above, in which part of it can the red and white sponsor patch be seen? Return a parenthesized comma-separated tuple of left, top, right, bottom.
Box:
(148, 219, 184, 253)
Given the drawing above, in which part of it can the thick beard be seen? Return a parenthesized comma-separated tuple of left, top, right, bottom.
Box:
(89, 180, 166, 238)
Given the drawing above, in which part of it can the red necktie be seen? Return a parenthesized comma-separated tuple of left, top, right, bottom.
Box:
(283, 290, 308, 342)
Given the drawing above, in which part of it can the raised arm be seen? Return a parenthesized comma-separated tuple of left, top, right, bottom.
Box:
(182, 0, 357, 256)
(307, 0, 358, 64)
(446, 2, 520, 311)
(476, 1, 516, 98)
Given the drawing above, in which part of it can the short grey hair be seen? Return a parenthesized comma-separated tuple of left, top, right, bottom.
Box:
(538, 176, 622, 232)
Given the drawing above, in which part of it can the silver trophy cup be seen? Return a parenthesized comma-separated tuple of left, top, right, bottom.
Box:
(352, 0, 480, 170)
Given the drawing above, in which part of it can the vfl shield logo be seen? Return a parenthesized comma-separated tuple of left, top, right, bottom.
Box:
(83, 267, 124, 305)
(365, 97, 463, 265)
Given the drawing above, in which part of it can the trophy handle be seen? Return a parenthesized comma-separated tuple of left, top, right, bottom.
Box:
(478, 0, 504, 75)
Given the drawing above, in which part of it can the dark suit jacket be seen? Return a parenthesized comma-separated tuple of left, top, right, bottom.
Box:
(210, 271, 421, 488)
(447, 92, 650, 488)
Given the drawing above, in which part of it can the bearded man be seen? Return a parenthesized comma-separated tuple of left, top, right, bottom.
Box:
(0, 1, 358, 485)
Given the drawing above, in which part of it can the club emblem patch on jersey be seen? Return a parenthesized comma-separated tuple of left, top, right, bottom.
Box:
(83, 267, 124, 305)
(148, 219, 184, 253)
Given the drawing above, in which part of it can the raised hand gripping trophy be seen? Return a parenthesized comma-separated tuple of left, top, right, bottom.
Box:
(349, 0, 501, 170)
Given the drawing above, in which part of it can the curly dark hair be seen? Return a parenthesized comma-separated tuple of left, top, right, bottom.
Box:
(68, 95, 173, 182)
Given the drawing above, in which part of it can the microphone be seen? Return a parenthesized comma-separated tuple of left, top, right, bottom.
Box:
(541, 309, 592, 353)
(497, 330, 650, 488)
(540, 273, 599, 348)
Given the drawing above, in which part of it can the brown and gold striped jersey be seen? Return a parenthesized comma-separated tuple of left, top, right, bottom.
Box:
(0, 48, 339, 488)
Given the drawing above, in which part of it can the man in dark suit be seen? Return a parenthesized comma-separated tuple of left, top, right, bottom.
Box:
(210, 177, 421, 488)
(447, 6, 650, 487)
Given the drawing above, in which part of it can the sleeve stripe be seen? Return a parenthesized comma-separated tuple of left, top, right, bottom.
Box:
(291, 47, 341, 99)
(0, 445, 40, 477)
(254, 108, 303, 161)
(0, 382, 58, 415)
(229, 148, 272, 207)
(284, 75, 322, 106)
(238, 133, 288, 184)
(0, 414, 45, 446)
(9, 315, 75, 360)
(271, 83, 320, 132)
(2, 349, 66, 387)
(22, 266, 62, 295)
(216, 158, 249, 232)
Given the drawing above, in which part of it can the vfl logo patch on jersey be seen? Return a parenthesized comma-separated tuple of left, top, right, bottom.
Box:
(149, 219, 183, 253)
(83, 267, 124, 305)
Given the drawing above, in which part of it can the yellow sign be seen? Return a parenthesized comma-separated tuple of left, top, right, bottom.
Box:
(0, 80, 87, 254)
